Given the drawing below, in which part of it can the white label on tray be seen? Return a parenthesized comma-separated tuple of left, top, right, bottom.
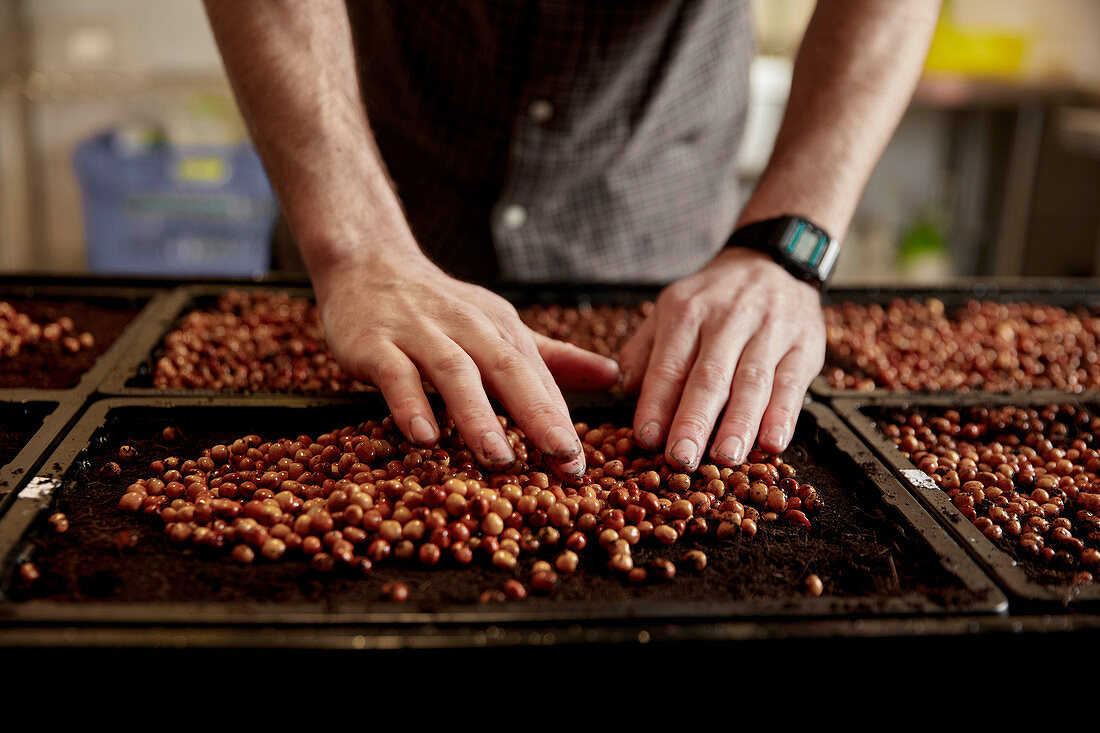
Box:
(901, 468, 938, 492)
(18, 477, 60, 500)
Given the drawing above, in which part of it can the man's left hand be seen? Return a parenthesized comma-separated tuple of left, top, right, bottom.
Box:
(618, 247, 826, 470)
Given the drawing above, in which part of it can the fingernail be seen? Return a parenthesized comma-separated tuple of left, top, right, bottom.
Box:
(409, 416, 437, 444)
(637, 421, 662, 449)
(547, 425, 581, 457)
(763, 426, 789, 451)
(670, 438, 699, 470)
(481, 431, 515, 465)
(715, 436, 745, 464)
(558, 452, 586, 476)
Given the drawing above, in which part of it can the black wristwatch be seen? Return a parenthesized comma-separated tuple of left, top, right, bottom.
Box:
(723, 215, 840, 290)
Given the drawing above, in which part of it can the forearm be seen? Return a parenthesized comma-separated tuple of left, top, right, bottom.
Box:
(739, 0, 941, 238)
(203, 0, 422, 283)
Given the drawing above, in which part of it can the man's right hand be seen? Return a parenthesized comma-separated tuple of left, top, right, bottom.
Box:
(313, 255, 620, 475)
(203, 0, 618, 464)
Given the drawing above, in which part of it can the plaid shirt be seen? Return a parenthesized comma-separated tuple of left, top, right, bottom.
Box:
(346, 0, 754, 285)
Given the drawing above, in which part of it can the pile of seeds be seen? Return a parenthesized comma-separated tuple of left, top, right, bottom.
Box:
(879, 404, 1100, 583)
(824, 299, 1100, 391)
(153, 290, 372, 392)
(113, 414, 822, 597)
(0, 300, 95, 359)
(518, 302, 652, 360)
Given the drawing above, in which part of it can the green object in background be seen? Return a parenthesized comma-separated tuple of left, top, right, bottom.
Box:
(896, 216, 952, 281)
(899, 219, 945, 261)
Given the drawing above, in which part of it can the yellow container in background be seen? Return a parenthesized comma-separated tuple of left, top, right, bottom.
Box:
(924, 5, 1029, 78)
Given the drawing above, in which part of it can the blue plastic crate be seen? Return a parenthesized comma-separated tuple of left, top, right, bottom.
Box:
(74, 131, 278, 277)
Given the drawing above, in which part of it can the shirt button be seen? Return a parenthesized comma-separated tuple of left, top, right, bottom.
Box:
(529, 99, 554, 123)
(501, 204, 528, 230)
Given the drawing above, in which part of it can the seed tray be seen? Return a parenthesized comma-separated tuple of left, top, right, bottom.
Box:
(814, 279, 1100, 399)
(98, 282, 665, 398)
(834, 393, 1100, 609)
(0, 394, 1002, 645)
(0, 392, 84, 508)
(92, 278, 1100, 401)
(99, 284, 341, 398)
(0, 282, 174, 395)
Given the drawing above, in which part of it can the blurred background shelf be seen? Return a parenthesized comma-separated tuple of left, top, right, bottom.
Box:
(1, 0, 1099, 283)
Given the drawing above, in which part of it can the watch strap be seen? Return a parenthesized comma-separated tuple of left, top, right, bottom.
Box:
(724, 215, 839, 289)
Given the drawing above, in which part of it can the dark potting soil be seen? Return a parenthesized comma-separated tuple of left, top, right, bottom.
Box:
(10, 410, 971, 611)
(0, 425, 36, 473)
(0, 299, 138, 389)
(0, 402, 53, 478)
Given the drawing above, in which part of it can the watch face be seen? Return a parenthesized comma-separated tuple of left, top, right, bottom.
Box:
(784, 222, 825, 265)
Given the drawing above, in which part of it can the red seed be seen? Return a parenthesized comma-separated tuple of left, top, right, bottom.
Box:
(530, 569, 559, 593)
(654, 524, 678, 545)
(785, 509, 811, 530)
(18, 562, 40, 584)
(650, 558, 676, 582)
(503, 579, 527, 600)
(382, 581, 408, 602)
(740, 518, 757, 538)
(682, 549, 707, 572)
(113, 530, 139, 551)
(555, 550, 579, 574)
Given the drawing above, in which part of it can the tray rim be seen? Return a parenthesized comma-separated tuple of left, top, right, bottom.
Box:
(5, 612, 1094, 651)
(0, 392, 84, 508)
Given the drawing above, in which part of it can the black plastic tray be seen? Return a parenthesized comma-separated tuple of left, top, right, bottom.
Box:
(0, 396, 1002, 642)
(99, 282, 665, 398)
(834, 393, 1100, 609)
(93, 278, 1100, 402)
(0, 391, 83, 506)
(0, 282, 175, 397)
(99, 284, 330, 398)
(814, 279, 1100, 399)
